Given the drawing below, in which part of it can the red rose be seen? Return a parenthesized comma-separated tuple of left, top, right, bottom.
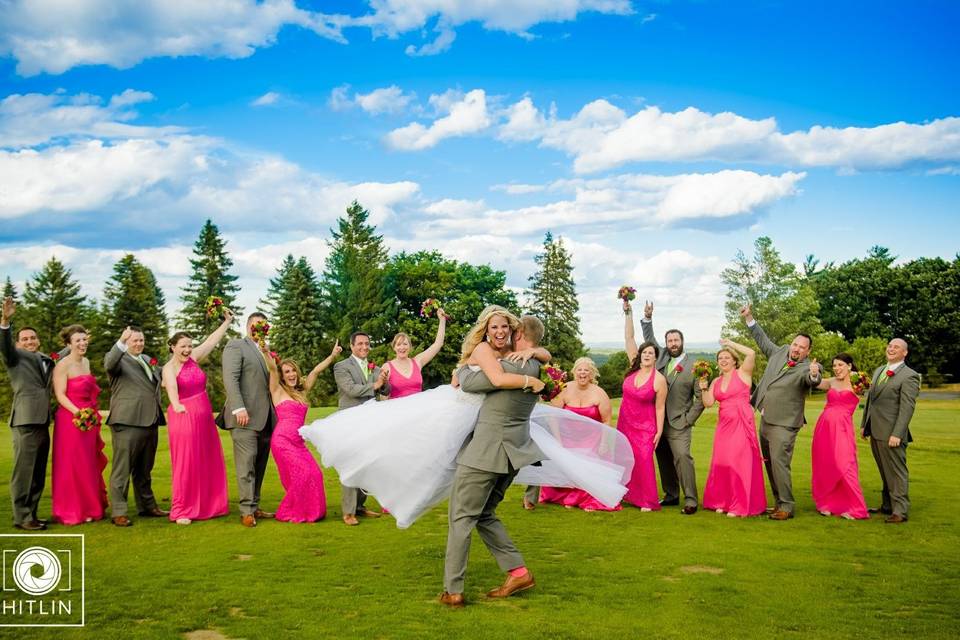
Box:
(787, 360, 797, 368)
(674, 364, 684, 373)
(885, 369, 895, 377)
(50, 352, 60, 361)
(149, 357, 158, 366)
(368, 362, 376, 371)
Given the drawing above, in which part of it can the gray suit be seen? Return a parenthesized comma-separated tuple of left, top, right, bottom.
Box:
(216, 337, 277, 516)
(749, 321, 821, 514)
(861, 363, 919, 518)
(444, 360, 544, 594)
(1, 324, 55, 525)
(104, 343, 166, 517)
(333, 356, 390, 515)
(642, 320, 704, 507)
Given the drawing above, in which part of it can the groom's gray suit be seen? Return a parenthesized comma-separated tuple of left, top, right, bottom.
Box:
(443, 360, 544, 594)
(216, 337, 277, 516)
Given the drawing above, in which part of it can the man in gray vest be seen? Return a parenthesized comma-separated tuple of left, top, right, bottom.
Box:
(639, 301, 704, 514)
(105, 325, 167, 526)
(861, 338, 920, 524)
(1, 297, 56, 530)
(333, 331, 390, 526)
(217, 312, 278, 527)
(440, 315, 547, 608)
(741, 304, 821, 520)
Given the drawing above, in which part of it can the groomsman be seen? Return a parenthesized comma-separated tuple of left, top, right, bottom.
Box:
(861, 338, 920, 524)
(0, 297, 56, 530)
(741, 304, 821, 520)
(217, 312, 278, 527)
(104, 326, 167, 526)
(640, 301, 704, 514)
(333, 331, 390, 526)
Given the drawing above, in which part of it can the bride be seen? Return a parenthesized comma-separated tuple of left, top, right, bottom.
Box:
(300, 305, 635, 528)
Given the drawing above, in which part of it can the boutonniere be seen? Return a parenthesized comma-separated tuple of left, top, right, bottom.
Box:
(49, 352, 60, 361)
(149, 357, 158, 367)
(786, 360, 797, 368)
(674, 364, 684, 373)
(367, 362, 376, 372)
(885, 369, 895, 377)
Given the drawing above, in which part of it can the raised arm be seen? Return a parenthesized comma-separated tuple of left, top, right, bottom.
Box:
(193, 309, 234, 363)
(741, 304, 778, 359)
(0, 297, 20, 368)
(640, 300, 659, 348)
(163, 361, 185, 414)
(720, 338, 756, 379)
(104, 326, 133, 374)
(305, 341, 342, 391)
(624, 300, 639, 363)
(53, 362, 79, 414)
(470, 342, 541, 390)
(414, 312, 446, 369)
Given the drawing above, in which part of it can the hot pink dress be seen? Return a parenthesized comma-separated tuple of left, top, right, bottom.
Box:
(52, 374, 108, 525)
(811, 389, 869, 519)
(386, 359, 423, 399)
(619, 370, 661, 510)
(702, 373, 767, 516)
(539, 404, 623, 512)
(271, 399, 326, 522)
(167, 358, 229, 521)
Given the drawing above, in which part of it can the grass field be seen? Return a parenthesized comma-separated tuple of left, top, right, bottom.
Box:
(1, 393, 958, 639)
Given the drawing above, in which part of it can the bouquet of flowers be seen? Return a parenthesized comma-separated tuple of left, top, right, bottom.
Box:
(538, 365, 568, 402)
(617, 286, 637, 302)
(420, 298, 451, 320)
(250, 319, 270, 347)
(692, 359, 715, 380)
(205, 296, 225, 318)
(850, 371, 871, 396)
(72, 407, 100, 432)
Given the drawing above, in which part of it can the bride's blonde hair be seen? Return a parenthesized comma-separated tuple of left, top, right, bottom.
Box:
(458, 305, 520, 365)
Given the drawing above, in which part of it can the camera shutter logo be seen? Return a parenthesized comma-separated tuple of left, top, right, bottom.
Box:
(12, 547, 62, 596)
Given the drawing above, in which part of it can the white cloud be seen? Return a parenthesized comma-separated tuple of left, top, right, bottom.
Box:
(354, 85, 416, 115)
(491, 183, 547, 195)
(251, 91, 282, 107)
(384, 89, 491, 150)
(423, 198, 487, 217)
(404, 23, 457, 57)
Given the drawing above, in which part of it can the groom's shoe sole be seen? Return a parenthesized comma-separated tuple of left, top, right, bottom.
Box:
(487, 573, 535, 598)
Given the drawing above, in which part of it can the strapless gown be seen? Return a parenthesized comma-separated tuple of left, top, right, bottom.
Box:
(810, 389, 868, 519)
(271, 399, 326, 522)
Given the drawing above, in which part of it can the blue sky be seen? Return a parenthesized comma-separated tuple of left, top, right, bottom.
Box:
(1, 1, 958, 346)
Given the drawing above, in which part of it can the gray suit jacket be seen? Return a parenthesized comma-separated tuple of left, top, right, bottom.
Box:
(456, 360, 545, 474)
(104, 344, 165, 427)
(861, 364, 919, 443)
(642, 320, 704, 430)
(333, 357, 389, 409)
(749, 322, 821, 428)
(0, 324, 56, 427)
(216, 337, 277, 431)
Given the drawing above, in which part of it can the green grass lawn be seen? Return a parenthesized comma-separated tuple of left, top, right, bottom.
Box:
(1, 394, 958, 639)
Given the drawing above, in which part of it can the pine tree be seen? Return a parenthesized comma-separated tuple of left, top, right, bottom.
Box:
(525, 232, 585, 370)
(177, 220, 244, 407)
(2, 277, 17, 301)
(319, 201, 394, 363)
(93, 254, 168, 360)
(19, 257, 91, 349)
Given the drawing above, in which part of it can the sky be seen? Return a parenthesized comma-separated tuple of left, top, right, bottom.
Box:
(1, 0, 958, 348)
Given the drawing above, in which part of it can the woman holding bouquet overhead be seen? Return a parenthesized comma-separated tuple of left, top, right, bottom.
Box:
(162, 309, 235, 525)
(809, 353, 869, 520)
(385, 303, 447, 399)
(699, 339, 767, 517)
(51, 324, 108, 525)
(621, 299, 667, 511)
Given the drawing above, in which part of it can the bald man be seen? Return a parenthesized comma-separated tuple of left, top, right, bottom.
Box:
(860, 338, 920, 524)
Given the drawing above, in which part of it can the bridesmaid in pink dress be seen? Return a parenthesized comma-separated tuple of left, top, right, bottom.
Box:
(266, 342, 342, 522)
(51, 325, 108, 525)
(539, 357, 620, 511)
(161, 311, 234, 525)
(385, 310, 447, 399)
(700, 339, 767, 517)
(810, 353, 869, 520)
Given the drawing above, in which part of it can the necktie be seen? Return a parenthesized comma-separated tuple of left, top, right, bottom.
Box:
(878, 370, 892, 385)
(137, 355, 154, 380)
(667, 358, 679, 376)
(360, 360, 369, 381)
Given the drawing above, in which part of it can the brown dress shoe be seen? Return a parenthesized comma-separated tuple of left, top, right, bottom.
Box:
(358, 509, 381, 518)
(112, 516, 133, 527)
(439, 592, 465, 608)
(768, 510, 794, 521)
(681, 505, 698, 515)
(138, 507, 169, 517)
(240, 514, 257, 528)
(253, 509, 275, 520)
(885, 514, 908, 524)
(522, 498, 536, 511)
(14, 521, 46, 531)
(343, 514, 359, 526)
(487, 571, 535, 598)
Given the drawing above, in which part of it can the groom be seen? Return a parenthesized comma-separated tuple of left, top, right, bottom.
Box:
(440, 315, 546, 607)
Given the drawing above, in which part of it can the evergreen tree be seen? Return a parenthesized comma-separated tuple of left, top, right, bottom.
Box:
(525, 232, 585, 370)
(2, 277, 17, 302)
(177, 220, 243, 407)
(19, 257, 91, 349)
(93, 254, 168, 360)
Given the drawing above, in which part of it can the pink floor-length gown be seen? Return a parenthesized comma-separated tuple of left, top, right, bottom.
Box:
(271, 399, 326, 522)
(386, 359, 423, 399)
(52, 374, 108, 525)
(810, 389, 869, 519)
(619, 370, 661, 510)
(702, 373, 767, 516)
(539, 404, 623, 512)
(167, 358, 229, 522)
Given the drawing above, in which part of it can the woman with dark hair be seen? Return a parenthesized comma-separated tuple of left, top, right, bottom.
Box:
(161, 310, 234, 525)
(810, 353, 869, 519)
(51, 324, 108, 524)
(621, 301, 667, 510)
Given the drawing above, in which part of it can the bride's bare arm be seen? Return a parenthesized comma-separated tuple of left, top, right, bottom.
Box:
(470, 342, 544, 391)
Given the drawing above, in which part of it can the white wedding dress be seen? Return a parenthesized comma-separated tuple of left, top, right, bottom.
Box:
(299, 382, 634, 529)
